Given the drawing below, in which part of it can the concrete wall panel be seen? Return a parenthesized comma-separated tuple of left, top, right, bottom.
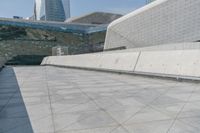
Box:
(42, 49, 200, 79)
(42, 52, 140, 71)
(135, 50, 200, 77)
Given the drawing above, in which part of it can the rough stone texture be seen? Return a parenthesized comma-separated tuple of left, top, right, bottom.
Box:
(0, 66, 200, 133)
(104, 0, 200, 50)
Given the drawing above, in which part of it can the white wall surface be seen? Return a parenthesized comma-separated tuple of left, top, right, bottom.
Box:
(135, 50, 200, 77)
(42, 52, 140, 72)
(42, 49, 200, 79)
(104, 0, 200, 50)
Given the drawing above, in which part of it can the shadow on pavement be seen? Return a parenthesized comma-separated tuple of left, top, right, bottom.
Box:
(0, 67, 33, 133)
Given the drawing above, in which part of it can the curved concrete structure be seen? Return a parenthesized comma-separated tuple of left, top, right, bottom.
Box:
(104, 0, 200, 50)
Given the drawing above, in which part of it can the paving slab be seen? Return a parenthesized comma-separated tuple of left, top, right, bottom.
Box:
(0, 66, 199, 133)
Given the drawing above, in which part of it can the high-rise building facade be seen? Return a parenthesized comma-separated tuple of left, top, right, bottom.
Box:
(62, 0, 70, 20)
(34, 0, 70, 22)
(34, 0, 46, 20)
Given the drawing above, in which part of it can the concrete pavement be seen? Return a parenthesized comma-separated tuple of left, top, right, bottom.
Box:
(0, 66, 200, 133)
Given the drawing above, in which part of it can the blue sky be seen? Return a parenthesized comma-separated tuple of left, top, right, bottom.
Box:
(0, 0, 146, 18)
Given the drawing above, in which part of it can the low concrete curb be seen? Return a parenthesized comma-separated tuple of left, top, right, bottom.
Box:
(41, 49, 200, 81)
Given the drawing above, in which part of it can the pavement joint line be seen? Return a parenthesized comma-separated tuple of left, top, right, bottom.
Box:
(0, 68, 33, 114)
(2, 120, 32, 133)
(51, 99, 97, 115)
(55, 77, 130, 133)
(73, 82, 131, 133)
(55, 111, 99, 132)
(133, 51, 141, 72)
(57, 125, 118, 132)
(147, 103, 185, 120)
(2, 66, 200, 132)
(0, 67, 35, 133)
(108, 82, 180, 133)
(166, 85, 199, 133)
(173, 118, 200, 132)
(44, 66, 56, 133)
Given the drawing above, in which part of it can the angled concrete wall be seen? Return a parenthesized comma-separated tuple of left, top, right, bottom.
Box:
(135, 50, 200, 78)
(42, 52, 140, 71)
(41, 48, 200, 79)
(104, 0, 200, 50)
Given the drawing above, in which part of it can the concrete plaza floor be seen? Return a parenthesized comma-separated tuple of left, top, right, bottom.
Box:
(0, 66, 200, 133)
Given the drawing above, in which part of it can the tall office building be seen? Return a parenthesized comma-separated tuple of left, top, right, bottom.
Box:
(34, 0, 70, 22)
(34, 0, 46, 20)
(62, 0, 70, 20)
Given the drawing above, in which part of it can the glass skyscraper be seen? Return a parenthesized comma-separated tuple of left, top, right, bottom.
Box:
(62, 0, 70, 20)
(34, 0, 70, 22)
(34, 0, 45, 20)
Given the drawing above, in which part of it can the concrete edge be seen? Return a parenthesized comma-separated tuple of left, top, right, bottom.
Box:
(42, 64, 200, 83)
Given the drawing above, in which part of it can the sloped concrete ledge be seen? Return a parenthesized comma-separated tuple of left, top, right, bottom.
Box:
(41, 49, 200, 81)
(42, 52, 140, 72)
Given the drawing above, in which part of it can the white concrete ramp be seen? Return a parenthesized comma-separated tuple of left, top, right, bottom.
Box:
(42, 49, 200, 80)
